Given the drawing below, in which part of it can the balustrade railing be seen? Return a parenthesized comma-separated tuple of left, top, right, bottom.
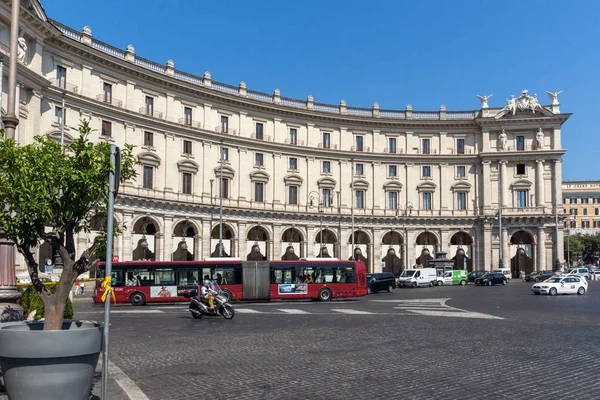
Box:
(50, 78, 78, 94)
(251, 133, 272, 141)
(284, 138, 305, 146)
(96, 94, 123, 107)
(215, 126, 238, 136)
(91, 41, 125, 59)
(351, 146, 370, 152)
(138, 107, 164, 119)
(318, 143, 338, 150)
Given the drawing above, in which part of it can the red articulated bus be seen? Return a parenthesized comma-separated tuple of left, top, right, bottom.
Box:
(93, 258, 367, 306)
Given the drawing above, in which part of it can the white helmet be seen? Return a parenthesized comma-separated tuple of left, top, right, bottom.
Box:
(203, 279, 211, 287)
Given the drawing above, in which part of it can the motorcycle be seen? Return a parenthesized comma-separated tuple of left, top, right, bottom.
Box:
(183, 283, 235, 320)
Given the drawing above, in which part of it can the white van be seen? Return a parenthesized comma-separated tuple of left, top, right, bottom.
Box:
(493, 269, 512, 280)
(397, 268, 437, 288)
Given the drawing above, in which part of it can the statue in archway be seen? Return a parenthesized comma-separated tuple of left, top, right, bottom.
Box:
(172, 240, 193, 261)
(416, 248, 433, 267)
(211, 243, 230, 258)
(452, 248, 472, 271)
(316, 246, 332, 258)
(382, 247, 403, 276)
(132, 238, 155, 261)
(247, 244, 266, 261)
(511, 247, 533, 278)
(281, 245, 299, 260)
(350, 247, 368, 264)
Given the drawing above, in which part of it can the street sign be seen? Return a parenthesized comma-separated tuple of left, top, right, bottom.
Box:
(112, 255, 119, 262)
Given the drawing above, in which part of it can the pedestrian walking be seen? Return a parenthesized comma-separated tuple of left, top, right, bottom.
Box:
(520, 270, 525, 282)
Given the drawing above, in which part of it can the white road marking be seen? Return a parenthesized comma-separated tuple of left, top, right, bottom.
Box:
(99, 360, 151, 400)
(235, 308, 263, 313)
(332, 309, 374, 315)
(370, 298, 451, 303)
(409, 310, 504, 320)
(279, 309, 310, 314)
(110, 310, 164, 314)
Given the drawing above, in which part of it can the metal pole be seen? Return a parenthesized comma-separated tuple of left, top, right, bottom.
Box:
(60, 95, 65, 150)
(219, 141, 223, 257)
(351, 159, 355, 259)
(567, 228, 570, 268)
(555, 205, 559, 264)
(0, 56, 3, 115)
(101, 145, 117, 400)
(336, 191, 341, 257)
(210, 179, 214, 258)
(4, 0, 20, 138)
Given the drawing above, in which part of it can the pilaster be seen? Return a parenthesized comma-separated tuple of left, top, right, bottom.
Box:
(536, 159, 545, 207)
(537, 227, 546, 270)
(164, 216, 173, 260)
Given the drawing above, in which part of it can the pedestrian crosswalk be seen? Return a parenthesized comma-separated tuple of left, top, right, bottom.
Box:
(374, 298, 504, 320)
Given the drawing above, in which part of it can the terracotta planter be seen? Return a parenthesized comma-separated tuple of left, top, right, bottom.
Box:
(0, 320, 103, 400)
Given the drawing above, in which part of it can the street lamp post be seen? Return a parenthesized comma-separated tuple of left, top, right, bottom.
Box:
(219, 141, 224, 257)
(210, 179, 214, 257)
(308, 190, 324, 250)
(395, 202, 413, 270)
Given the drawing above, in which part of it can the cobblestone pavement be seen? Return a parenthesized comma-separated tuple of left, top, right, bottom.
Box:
(8, 281, 600, 399)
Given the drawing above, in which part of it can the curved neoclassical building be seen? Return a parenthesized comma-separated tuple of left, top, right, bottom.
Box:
(2, 0, 570, 276)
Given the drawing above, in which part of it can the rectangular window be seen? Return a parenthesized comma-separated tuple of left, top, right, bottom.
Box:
(457, 138, 465, 154)
(595, 208, 599, 216)
(182, 172, 192, 194)
(183, 140, 192, 154)
(322, 161, 331, 174)
(221, 147, 229, 161)
(101, 120, 112, 137)
(220, 116, 229, 133)
(255, 123, 264, 140)
(582, 198, 589, 204)
(143, 166, 153, 189)
(322, 188, 332, 207)
(289, 157, 297, 170)
(355, 163, 364, 176)
(255, 153, 264, 166)
(221, 178, 229, 199)
(516, 190, 527, 208)
(563, 198, 568, 204)
(355, 136, 364, 151)
(54, 106, 64, 124)
(355, 190, 365, 209)
(582, 220, 590, 228)
(516, 136, 525, 151)
(457, 192, 467, 210)
(422, 192, 432, 210)
(570, 220, 576, 228)
(388, 165, 397, 177)
(388, 138, 397, 153)
(254, 182, 264, 203)
(594, 221, 600, 228)
(422, 166, 431, 177)
(56, 66, 67, 89)
(457, 166, 466, 177)
(571, 208, 578, 215)
(388, 191, 398, 209)
(583, 208, 588, 216)
(288, 185, 298, 205)
(516, 164, 526, 175)
(144, 131, 154, 147)
(289, 128, 297, 145)
(422, 138, 430, 154)
(184, 107, 193, 125)
(103, 83, 112, 103)
(145, 96, 154, 116)
(322, 132, 331, 149)
(594, 198, 600, 204)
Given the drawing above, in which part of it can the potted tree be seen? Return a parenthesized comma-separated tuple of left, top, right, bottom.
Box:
(0, 120, 136, 400)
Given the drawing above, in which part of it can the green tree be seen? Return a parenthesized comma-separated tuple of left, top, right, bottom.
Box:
(0, 120, 137, 330)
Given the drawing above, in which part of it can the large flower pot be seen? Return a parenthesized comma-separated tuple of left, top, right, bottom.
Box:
(0, 320, 103, 400)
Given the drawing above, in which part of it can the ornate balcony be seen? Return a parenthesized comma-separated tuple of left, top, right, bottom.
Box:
(50, 78, 78, 94)
(215, 126, 238, 136)
(96, 94, 123, 108)
(139, 107, 164, 119)
(318, 143, 338, 150)
(285, 138, 304, 146)
(251, 133, 271, 141)
(351, 146, 370, 152)
(178, 118, 202, 129)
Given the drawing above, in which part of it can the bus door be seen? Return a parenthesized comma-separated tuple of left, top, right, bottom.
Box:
(242, 261, 270, 300)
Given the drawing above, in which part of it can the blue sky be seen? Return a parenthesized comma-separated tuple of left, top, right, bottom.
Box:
(42, 0, 598, 181)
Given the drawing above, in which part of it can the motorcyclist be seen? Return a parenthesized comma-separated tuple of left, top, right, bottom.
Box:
(201, 279, 217, 311)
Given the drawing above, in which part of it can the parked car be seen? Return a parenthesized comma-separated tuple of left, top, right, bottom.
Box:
(468, 270, 488, 283)
(474, 273, 507, 286)
(437, 270, 468, 286)
(532, 276, 588, 296)
(366, 273, 396, 294)
(565, 268, 591, 280)
(525, 270, 555, 282)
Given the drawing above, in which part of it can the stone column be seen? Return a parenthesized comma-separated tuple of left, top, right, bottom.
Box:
(121, 213, 133, 261)
(368, 243, 374, 273)
(202, 219, 212, 258)
(155, 233, 163, 262)
(306, 225, 316, 257)
(0, 230, 22, 321)
(373, 228, 382, 272)
(482, 162, 491, 209)
(502, 228, 509, 270)
(273, 224, 282, 260)
(483, 225, 492, 271)
(238, 222, 247, 259)
(163, 216, 173, 261)
(406, 229, 416, 268)
(536, 159, 545, 207)
(499, 161, 508, 207)
(481, 128, 490, 152)
(125, 80, 136, 112)
(537, 228, 546, 270)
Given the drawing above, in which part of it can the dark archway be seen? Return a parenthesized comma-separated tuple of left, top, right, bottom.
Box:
(510, 230, 535, 278)
(247, 226, 269, 261)
(210, 224, 235, 257)
(315, 229, 336, 258)
(415, 232, 438, 266)
(172, 221, 197, 261)
(348, 230, 370, 266)
(281, 228, 303, 260)
(450, 232, 473, 271)
(132, 217, 159, 261)
(381, 231, 403, 276)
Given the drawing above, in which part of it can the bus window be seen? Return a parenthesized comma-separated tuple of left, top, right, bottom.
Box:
(155, 269, 175, 285)
(201, 268, 212, 282)
(213, 265, 242, 285)
(296, 267, 315, 283)
(177, 268, 199, 285)
(339, 266, 355, 283)
(111, 269, 124, 287)
(271, 266, 294, 284)
(315, 268, 334, 283)
(132, 269, 154, 286)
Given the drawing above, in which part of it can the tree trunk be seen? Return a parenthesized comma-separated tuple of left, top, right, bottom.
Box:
(44, 303, 66, 330)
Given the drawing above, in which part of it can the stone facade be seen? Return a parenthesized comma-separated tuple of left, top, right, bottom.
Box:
(1, 0, 569, 276)
(563, 181, 600, 235)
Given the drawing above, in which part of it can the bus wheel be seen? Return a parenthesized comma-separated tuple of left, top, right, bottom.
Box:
(318, 288, 332, 301)
(221, 289, 233, 302)
(129, 292, 146, 306)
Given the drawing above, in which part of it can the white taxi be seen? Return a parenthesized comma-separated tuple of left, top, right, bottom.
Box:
(532, 275, 588, 296)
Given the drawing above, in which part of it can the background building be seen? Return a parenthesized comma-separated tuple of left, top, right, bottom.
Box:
(1, 0, 570, 276)
(563, 181, 600, 235)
